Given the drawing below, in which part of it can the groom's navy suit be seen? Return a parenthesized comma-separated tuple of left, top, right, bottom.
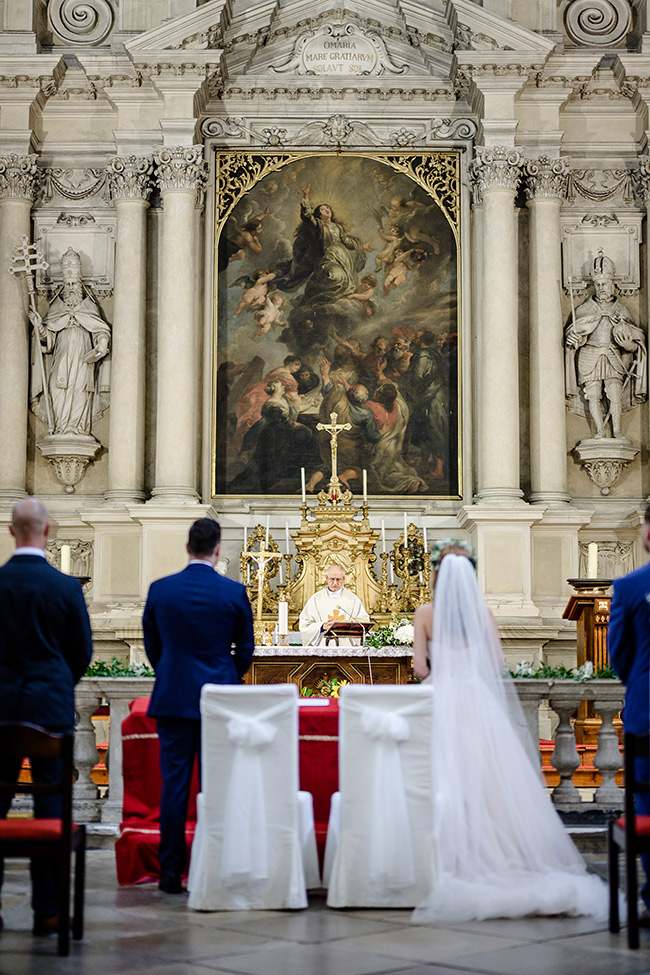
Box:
(143, 562, 254, 879)
(608, 560, 650, 907)
(0, 551, 93, 917)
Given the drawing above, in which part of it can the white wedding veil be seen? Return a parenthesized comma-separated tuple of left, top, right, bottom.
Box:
(413, 553, 608, 922)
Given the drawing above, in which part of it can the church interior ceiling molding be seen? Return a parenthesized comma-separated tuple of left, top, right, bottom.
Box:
(212, 150, 461, 502)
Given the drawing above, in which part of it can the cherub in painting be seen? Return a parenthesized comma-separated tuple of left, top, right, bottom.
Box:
(383, 248, 423, 297)
(346, 274, 377, 316)
(253, 292, 286, 339)
(374, 226, 402, 272)
(234, 269, 277, 315)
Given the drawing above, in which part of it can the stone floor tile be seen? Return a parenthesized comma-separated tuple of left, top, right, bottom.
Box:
(328, 925, 524, 966)
(457, 942, 650, 975)
(192, 941, 414, 975)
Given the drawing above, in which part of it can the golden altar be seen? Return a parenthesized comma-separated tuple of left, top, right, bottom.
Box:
(239, 416, 428, 692)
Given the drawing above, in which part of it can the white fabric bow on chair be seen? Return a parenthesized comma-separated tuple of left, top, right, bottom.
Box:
(220, 712, 279, 882)
(361, 706, 415, 888)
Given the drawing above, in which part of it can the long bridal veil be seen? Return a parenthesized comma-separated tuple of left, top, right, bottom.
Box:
(413, 554, 608, 923)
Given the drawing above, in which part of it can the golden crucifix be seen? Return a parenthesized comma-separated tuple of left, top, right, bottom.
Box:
(316, 411, 351, 484)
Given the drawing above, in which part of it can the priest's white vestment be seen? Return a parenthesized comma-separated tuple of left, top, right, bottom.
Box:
(299, 587, 370, 647)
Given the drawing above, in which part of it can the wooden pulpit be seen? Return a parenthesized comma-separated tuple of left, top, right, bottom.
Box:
(563, 578, 613, 744)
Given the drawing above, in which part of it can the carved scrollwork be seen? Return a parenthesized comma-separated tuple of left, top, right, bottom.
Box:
(39, 167, 108, 205)
(201, 117, 247, 141)
(48, 0, 115, 47)
(0, 154, 40, 202)
(564, 0, 632, 47)
(430, 118, 477, 142)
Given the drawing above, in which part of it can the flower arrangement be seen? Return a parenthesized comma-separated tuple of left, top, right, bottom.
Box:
(510, 660, 617, 681)
(85, 656, 154, 678)
(365, 616, 414, 648)
(300, 677, 350, 698)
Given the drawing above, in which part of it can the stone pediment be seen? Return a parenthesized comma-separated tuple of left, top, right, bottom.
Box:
(125, 0, 230, 56)
(449, 0, 555, 54)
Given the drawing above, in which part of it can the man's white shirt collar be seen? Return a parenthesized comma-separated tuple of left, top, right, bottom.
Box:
(14, 546, 46, 558)
(188, 558, 215, 567)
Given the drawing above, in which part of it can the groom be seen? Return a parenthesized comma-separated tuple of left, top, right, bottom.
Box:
(608, 503, 650, 919)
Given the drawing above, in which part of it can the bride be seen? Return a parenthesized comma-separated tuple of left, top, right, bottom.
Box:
(411, 543, 608, 922)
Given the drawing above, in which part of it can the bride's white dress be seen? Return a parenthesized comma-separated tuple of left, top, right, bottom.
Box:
(413, 554, 608, 923)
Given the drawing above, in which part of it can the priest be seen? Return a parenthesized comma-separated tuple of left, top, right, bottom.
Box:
(299, 564, 370, 646)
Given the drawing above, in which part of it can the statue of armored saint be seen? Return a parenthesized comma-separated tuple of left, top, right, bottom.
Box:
(565, 253, 647, 440)
(29, 248, 111, 438)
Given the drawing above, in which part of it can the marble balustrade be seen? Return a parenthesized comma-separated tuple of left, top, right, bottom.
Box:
(71, 676, 625, 825)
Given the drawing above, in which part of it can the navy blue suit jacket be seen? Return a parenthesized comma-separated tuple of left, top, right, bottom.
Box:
(0, 554, 93, 733)
(608, 562, 650, 735)
(143, 563, 255, 720)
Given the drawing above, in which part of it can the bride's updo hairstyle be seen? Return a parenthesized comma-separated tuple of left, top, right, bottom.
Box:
(429, 538, 477, 577)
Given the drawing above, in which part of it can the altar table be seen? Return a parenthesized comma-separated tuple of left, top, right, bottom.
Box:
(115, 696, 339, 885)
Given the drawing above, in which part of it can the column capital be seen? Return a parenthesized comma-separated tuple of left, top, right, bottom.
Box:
(154, 145, 207, 201)
(470, 146, 524, 199)
(523, 156, 569, 202)
(107, 155, 154, 203)
(0, 153, 40, 202)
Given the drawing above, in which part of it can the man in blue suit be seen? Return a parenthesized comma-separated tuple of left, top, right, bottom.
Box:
(608, 504, 650, 917)
(143, 518, 254, 893)
(0, 498, 93, 934)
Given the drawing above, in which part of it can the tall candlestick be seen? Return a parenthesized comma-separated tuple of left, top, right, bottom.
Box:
(265, 516, 269, 549)
(60, 544, 71, 575)
(362, 469, 367, 503)
(301, 467, 306, 503)
(278, 597, 288, 636)
(587, 542, 598, 578)
(381, 519, 386, 553)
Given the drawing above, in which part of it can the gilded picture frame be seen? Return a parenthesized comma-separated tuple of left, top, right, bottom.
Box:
(212, 150, 461, 499)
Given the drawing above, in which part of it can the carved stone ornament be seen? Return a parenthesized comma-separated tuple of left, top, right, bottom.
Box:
(0, 154, 40, 202)
(107, 156, 154, 203)
(269, 22, 408, 77)
(47, 538, 93, 587)
(635, 156, 650, 206)
(564, 0, 632, 47)
(572, 439, 639, 495)
(470, 146, 524, 197)
(154, 146, 208, 199)
(523, 156, 569, 201)
(38, 435, 101, 494)
(430, 118, 478, 142)
(48, 0, 115, 47)
(578, 540, 634, 578)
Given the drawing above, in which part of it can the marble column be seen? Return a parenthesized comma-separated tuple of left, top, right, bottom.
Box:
(471, 147, 524, 503)
(524, 156, 570, 505)
(0, 154, 40, 504)
(105, 156, 153, 504)
(149, 146, 207, 505)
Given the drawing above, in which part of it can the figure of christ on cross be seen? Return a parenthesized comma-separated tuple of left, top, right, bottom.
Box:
(316, 412, 352, 487)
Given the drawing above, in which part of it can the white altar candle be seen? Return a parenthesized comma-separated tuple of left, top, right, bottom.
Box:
(243, 526, 247, 548)
(246, 561, 250, 585)
(362, 469, 367, 503)
(587, 542, 598, 578)
(60, 544, 71, 575)
(265, 515, 269, 549)
(285, 522, 290, 555)
(278, 598, 289, 635)
(423, 525, 428, 555)
(403, 511, 408, 544)
(301, 467, 306, 502)
(279, 559, 284, 585)
(390, 561, 395, 586)
(381, 519, 386, 553)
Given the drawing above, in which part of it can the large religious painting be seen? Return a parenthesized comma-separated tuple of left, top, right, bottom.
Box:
(213, 152, 461, 498)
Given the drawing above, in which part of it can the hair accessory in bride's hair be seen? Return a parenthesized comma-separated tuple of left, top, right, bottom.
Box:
(429, 538, 477, 571)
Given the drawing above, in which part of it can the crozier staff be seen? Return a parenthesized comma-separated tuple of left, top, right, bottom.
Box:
(298, 564, 369, 647)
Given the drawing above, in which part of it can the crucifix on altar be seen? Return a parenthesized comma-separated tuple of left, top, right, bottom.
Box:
(242, 540, 282, 644)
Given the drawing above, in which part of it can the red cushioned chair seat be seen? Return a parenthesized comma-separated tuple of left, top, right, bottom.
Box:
(0, 819, 82, 841)
(614, 815, 650, 836)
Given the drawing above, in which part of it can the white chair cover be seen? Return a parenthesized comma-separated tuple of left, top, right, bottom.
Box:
(324, 684, 436, 907)
(188, 683, 319, 910)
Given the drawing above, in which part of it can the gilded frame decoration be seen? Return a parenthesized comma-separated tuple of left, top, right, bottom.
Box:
(212, 151, 461, 499)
